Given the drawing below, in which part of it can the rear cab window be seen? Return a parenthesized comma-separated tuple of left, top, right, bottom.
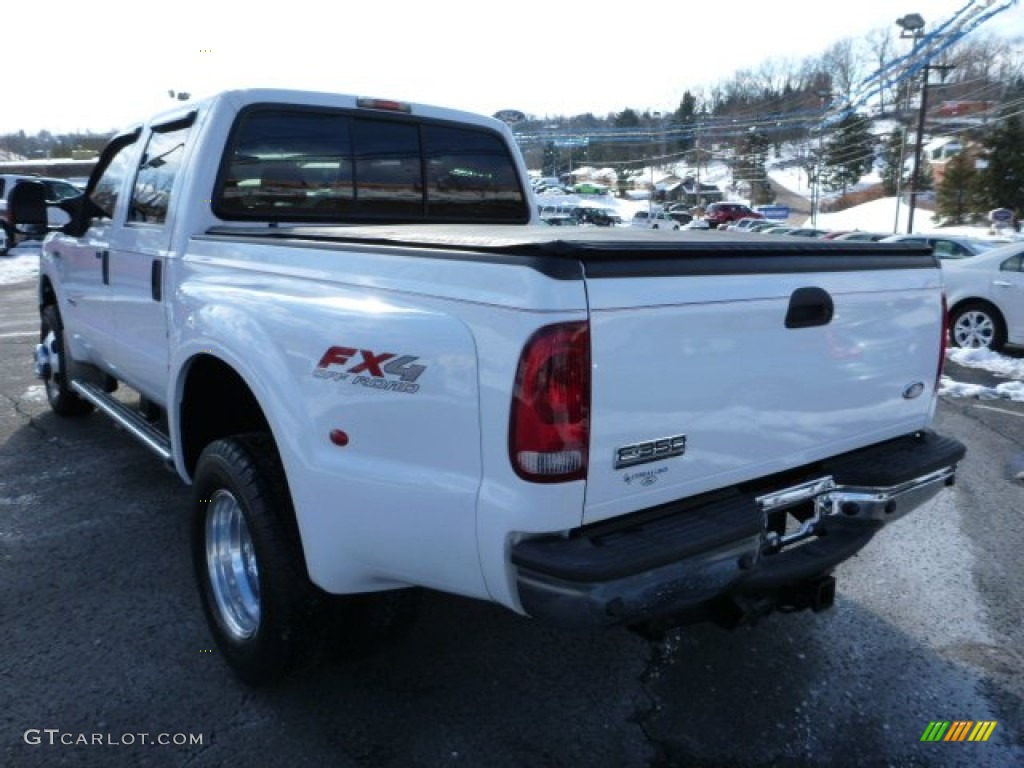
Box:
(213, 105, 529, 224)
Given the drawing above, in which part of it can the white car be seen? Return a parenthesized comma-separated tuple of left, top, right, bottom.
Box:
(880, 233, 1003, 260)
(630, 210, 680, 230)
(942, 241, 1024, 351)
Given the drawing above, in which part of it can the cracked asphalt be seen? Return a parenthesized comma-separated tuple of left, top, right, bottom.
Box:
(1, 277, 1022, 767)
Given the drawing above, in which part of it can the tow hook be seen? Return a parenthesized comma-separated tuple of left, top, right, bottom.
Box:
(33, 343, 52, 380)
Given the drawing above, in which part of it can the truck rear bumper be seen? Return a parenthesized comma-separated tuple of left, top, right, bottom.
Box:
(511, 430, 966, 630)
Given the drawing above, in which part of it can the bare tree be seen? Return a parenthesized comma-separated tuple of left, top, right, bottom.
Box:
(821, 38, 864, 104)
(865, 27, 896, 114)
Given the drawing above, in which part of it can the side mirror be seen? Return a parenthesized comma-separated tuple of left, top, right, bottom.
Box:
(8, 181, 49, 236)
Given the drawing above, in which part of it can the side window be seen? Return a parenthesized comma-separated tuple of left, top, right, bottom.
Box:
(1000, 254, 1024, 272)
(44, 181, 81, 202)
(130, 120, 193, 225)
(89, 139, 138, 219)
(422, 124, 525, 221)
(938, 241, 971, 259)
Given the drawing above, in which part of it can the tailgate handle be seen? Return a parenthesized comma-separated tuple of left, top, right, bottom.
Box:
(785, 287, 833, 329)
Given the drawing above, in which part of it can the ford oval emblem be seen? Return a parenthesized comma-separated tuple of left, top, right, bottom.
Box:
(902, 381, 926, 400)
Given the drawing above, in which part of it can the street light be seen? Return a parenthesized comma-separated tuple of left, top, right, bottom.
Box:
(896, 13, 954, 234)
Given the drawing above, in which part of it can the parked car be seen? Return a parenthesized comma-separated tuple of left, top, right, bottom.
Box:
(942, 241, 1024, 351)
(726, 217, 765, 232)
(879, 234, 1003, 260)
(748, 221, 781, 232)
(0, 174, 81, 254)
(631, 210, 680, 230)
(785, 228, 829, 238)
(704, 202, 763, 229)
(666, 211, 693, 226)
(630, 210, 650, 228)
(541, 214, 578, 226)
(832, 231, 889, 242)
(575, 207, 622, 226)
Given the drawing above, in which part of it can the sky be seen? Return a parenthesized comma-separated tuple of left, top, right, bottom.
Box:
(3, 0, 1022, 136)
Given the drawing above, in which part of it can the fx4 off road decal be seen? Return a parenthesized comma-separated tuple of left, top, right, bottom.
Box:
(313, 346, 426, 394)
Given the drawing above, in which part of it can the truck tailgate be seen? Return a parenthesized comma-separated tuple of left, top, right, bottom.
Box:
(580, 241, 943, 525)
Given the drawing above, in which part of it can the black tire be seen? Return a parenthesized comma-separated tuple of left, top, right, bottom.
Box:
(192, 433, 328, 686)
(40, 305, 93, 417)
(949, 301, 1007, 351)
(0, 222, 12, 255)
(191, 433, 419, 685)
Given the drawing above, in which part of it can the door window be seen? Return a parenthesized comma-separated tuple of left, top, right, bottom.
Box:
(130, 119, 193, 225)
(89, 137, 139, 219)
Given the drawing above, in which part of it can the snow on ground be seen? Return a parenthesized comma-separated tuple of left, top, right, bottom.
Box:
(0, 244, 41, 286)
(940, 348, 1024, 402)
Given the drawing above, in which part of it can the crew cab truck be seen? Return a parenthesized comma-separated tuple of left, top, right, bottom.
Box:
(30, 89, 966, 685)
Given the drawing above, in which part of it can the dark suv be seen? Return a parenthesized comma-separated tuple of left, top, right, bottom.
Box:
(704, 202, 762, 229)
(0, 174, 81, 254)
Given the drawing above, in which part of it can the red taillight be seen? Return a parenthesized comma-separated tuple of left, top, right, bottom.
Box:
(509, 322, 590, 483)
(937, 292, 949, 392)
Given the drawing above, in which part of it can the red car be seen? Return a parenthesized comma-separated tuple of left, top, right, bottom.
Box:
(704, 202, 763, 229)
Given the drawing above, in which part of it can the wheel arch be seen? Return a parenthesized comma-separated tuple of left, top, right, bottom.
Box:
(948, 295, 1003, 320)
(176, 354, 272, 479)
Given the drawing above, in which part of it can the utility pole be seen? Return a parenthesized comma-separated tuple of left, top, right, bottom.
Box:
(893, 125, 908, 233)
(811, 90, 832, 227)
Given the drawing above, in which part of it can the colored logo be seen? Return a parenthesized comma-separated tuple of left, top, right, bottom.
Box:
(920, 721, 997, 742)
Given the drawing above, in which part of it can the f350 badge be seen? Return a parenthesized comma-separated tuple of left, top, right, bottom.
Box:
(615, 433, 687, 470)
(313, 346, 426, 394)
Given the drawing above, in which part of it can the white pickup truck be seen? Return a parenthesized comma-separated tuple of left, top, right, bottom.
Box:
(29, 89, 965, 685)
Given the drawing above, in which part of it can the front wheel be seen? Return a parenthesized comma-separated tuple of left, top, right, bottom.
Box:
(39, 305, 93, 416)
(950, 302, 1006, 351)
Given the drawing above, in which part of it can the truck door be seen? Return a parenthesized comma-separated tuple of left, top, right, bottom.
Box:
(107, 112, 196, 402)
(51, 131, 141, 368)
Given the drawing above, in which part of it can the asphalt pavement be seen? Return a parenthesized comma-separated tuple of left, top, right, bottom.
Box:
(1, 276, 1021, 767)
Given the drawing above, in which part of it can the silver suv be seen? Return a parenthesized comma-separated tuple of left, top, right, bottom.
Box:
(0, 174, 81, 254)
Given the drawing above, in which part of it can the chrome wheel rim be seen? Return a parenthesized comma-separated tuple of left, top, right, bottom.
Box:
(953, 311, 995, 348)
(42, 330, 61, 400)
(206, 489, 260, 640)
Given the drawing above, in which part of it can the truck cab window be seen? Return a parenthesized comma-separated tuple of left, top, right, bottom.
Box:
(131, 124, 192, 225)
(422, 124, 525, 220)
(89, 140, 137, 219)
(215, 107, 528, 224)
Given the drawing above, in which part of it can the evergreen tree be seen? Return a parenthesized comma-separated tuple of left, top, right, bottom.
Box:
(880, 128, 907, 196)
(822, 113, 874, 196)
(673, 91, 698, 154)
(936, 150, 980, 226)
(978, 113, 1024, 214)
(735, 129, 773, 205)
(542, 142, 557, 177)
